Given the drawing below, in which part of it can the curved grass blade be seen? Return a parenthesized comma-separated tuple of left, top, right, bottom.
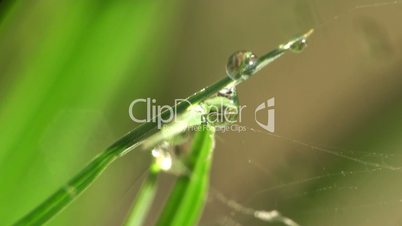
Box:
(123, 170, 159, 226)
(12, 30, 312, 226)
(156, 125, 215, 226)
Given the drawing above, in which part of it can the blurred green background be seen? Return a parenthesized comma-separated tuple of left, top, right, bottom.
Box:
(1, 0, 402, 225)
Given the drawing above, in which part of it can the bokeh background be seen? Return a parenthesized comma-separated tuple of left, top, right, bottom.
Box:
(1, 0, 402, 225)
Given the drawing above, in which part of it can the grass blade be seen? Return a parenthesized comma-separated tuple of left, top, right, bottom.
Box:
(123, 170, 159, 226)
(156, 126, 215, 226)
(11, 30, 311, 225)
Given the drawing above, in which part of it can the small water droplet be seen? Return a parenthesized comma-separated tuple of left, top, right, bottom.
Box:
(151, 141, 189, 175)
(289, 38, 308, 53)
(280, 29, 314, 53)
(202, 86, 240, 127)
(152, 142, 173, 172)
(226, 50, 258, 81)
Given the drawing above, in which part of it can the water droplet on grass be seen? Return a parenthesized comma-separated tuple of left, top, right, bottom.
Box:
(150, 141, 191, 175)
(201, 86, 240, 127)
(226, 50, 257, 81)
(280, 29, 314, 53)
(151, 142, 173, 172)
(289, 38, 308, 53)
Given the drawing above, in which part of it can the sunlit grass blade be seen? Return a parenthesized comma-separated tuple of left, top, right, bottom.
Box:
(123, 170, 159, 226)
(156, 126, 215, 226)
(11, 30, 312, 226)
(0, 1, 176, 224)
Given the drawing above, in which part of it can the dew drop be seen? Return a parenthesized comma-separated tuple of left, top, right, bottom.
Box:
(151, 141, 189, 175)
(280, 29, 314, 53)
(202, 86, 240, 127)
(217, 85, 239, 104)
(289, 38, 308, 53)
(226, 50, 258, 81)
(151, 142, 173, 172)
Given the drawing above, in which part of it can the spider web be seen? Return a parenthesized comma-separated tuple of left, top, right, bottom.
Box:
(111, 1, 402, 225)
(203, 1, 402, 226)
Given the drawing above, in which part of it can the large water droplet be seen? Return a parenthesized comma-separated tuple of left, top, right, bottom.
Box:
(226, 50, 258, 81)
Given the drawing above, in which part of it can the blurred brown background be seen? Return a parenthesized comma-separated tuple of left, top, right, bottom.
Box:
(158, 1, 402, 226)
(161, 1, 402, 225)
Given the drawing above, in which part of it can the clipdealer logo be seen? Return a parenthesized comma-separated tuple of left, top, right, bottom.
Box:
(254, 97, 275, 133)
(128, 97, 275, 132)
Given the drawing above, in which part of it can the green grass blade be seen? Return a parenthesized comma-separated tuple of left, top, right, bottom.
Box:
(11, 31, 311, 226)
(1, 1, 179, 224)
(156, 126, 215, 226)
(12, 147, 118, 226)
(123, 170, 159, 226)
(10, 75, 228, 226)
